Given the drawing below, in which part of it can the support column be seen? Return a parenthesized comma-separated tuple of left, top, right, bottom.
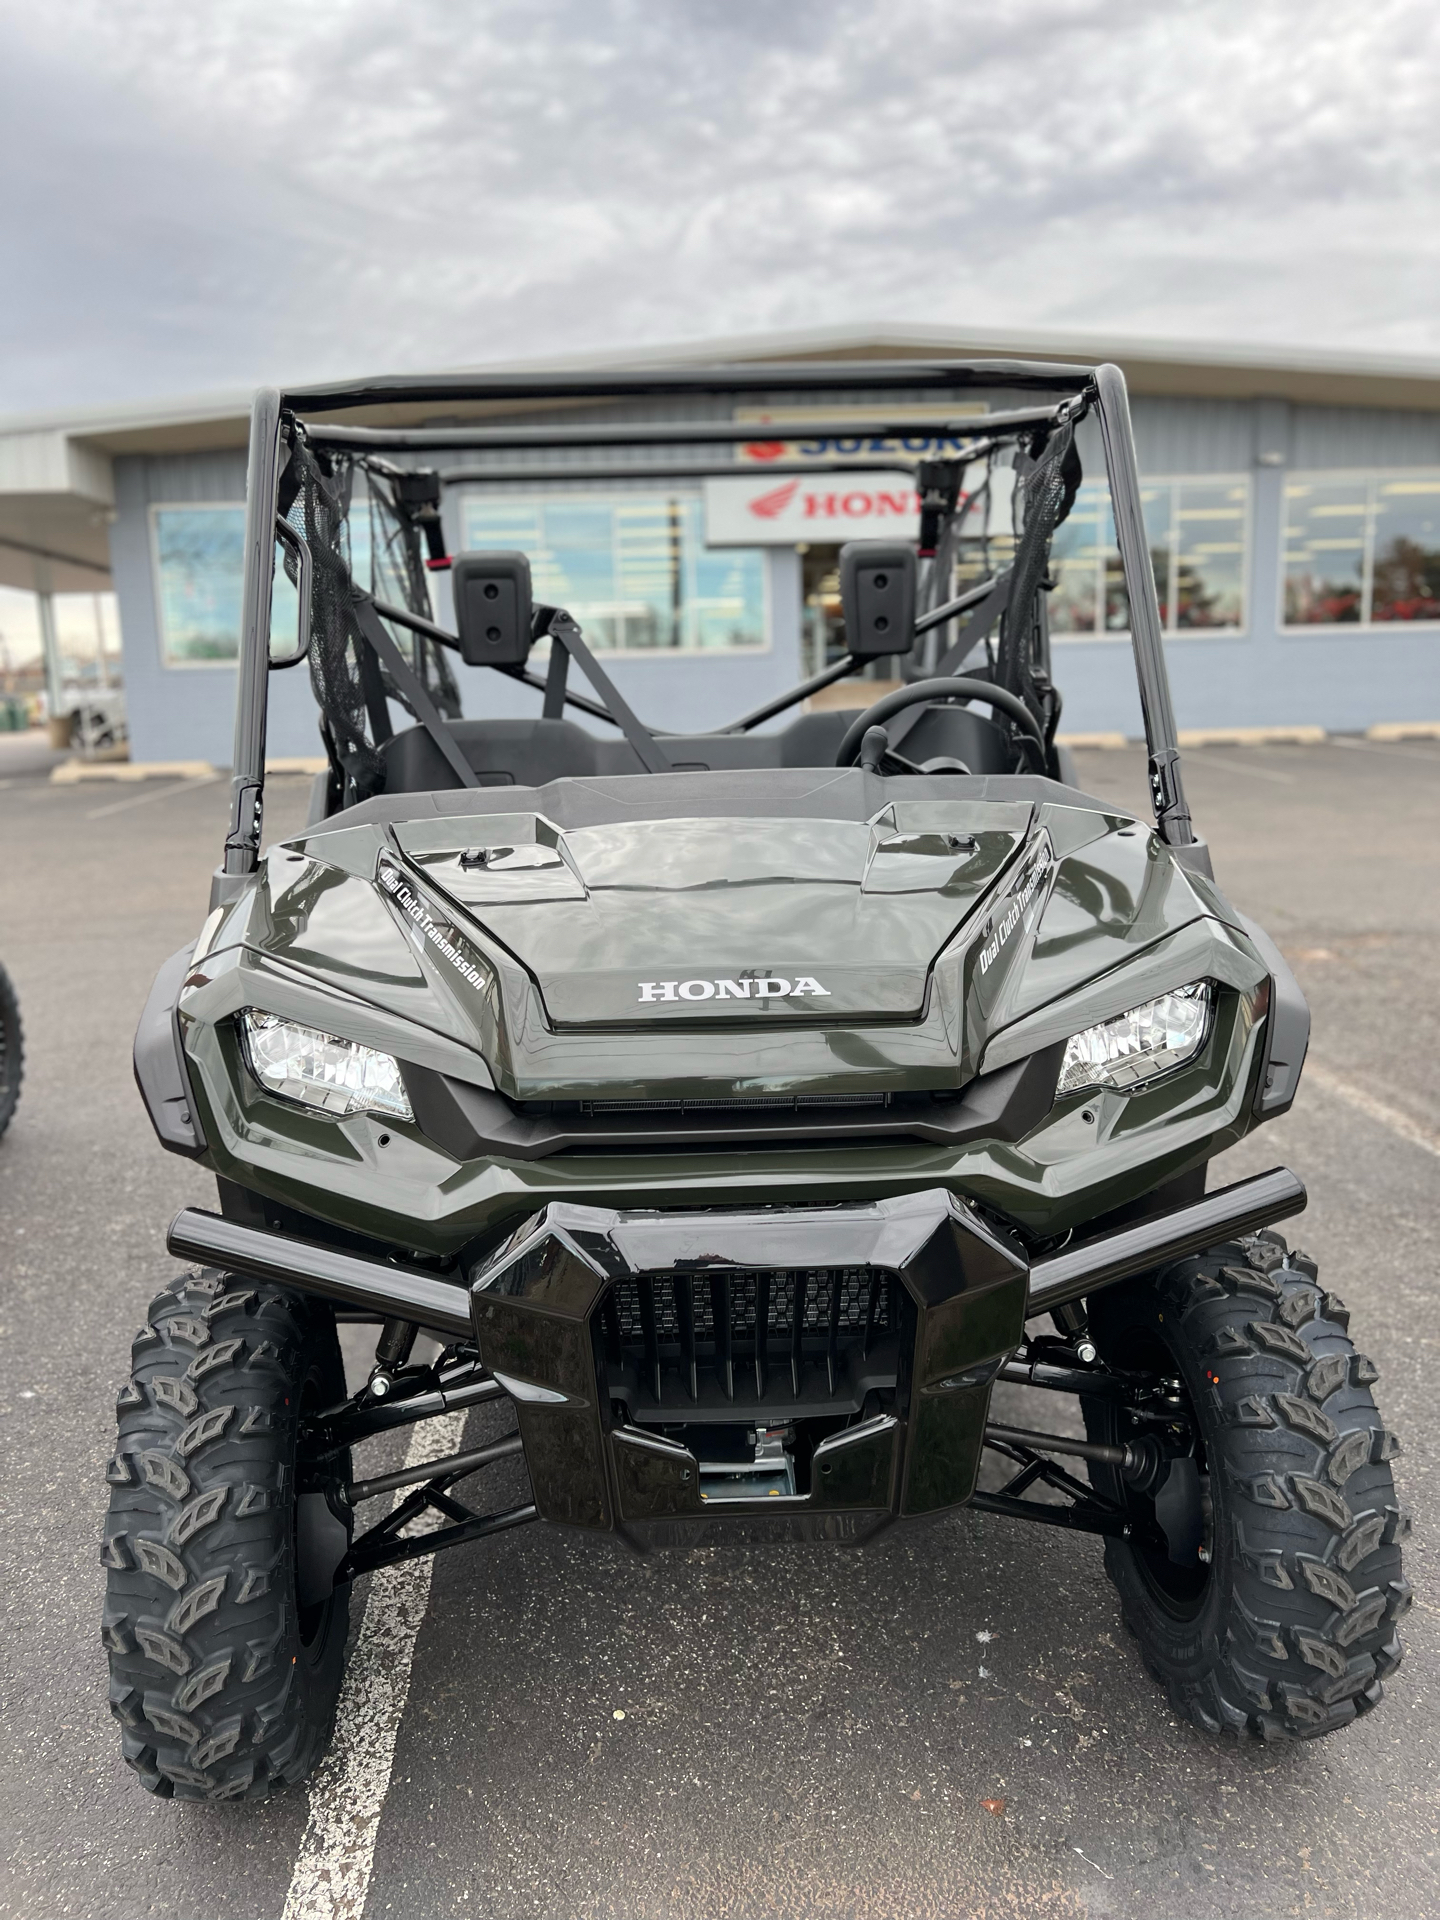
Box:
(37, 587, 64, 718)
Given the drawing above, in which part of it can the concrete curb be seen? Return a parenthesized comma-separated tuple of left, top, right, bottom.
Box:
(1059, 724, 1440, 750)
(50, 758, 214, 784)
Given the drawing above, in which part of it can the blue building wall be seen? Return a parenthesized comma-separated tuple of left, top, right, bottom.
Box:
(109, 395, 1440, 766)
(1053, 398, 1440, 737)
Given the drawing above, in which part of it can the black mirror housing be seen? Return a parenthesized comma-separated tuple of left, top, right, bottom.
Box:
(452, 552, 534, 666)
(839, 542, 916, 659)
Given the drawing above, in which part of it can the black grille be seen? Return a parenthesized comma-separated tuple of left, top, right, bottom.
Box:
(599, 1267, 900, 1411)
(579, 1093, 890, 1117)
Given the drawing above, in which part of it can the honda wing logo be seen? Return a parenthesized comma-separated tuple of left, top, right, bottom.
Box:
(638, 976, 831, 1004)
(747, 479, 800, 519)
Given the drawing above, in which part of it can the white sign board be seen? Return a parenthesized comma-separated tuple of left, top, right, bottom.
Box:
(704, 472, 921, 547)
(704, 466, 1015, 548)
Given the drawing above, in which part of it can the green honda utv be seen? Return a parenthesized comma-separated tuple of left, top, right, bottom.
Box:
(106, 359, 1408, 1800)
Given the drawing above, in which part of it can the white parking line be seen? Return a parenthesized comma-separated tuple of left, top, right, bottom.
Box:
(85, 773, 220, 819)
(1331, 737, 1440, 764)
(1182, 749, 1295, 785)
(1305, 1060, 1440, 1160)
(282, 1409, 468, 1920)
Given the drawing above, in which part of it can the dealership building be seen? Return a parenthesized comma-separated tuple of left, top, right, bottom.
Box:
(2, 324, 1439, 765)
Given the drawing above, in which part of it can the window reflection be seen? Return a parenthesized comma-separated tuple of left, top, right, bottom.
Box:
(1283, 474, 1440, 626)
(461, 492, 766, 653)
(1049, 479, 1249, 639)
(1372, 480, 1440, 622)
(151, 505, 246, 665)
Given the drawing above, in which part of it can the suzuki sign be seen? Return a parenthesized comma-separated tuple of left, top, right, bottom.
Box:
(704, 472, 921, 546)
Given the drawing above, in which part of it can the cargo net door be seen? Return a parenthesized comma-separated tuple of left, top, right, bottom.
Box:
(280, 440, 461, 803)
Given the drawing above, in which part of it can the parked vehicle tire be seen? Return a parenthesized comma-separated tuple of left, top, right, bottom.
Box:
(0, 960, 22, 1140)
(1083, 1230, 1409, 1740)
(102, 1269, 352, 1798)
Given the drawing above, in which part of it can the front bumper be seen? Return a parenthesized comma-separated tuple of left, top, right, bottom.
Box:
(472, 1187, 1027, 1548)
(167, 1164, 1306, 1549)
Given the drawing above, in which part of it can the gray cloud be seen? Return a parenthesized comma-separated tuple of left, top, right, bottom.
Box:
(3, 0, 1438, 411)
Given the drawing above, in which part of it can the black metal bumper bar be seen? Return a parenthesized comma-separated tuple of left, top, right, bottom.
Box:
(168, 1163, 1305, 1355)
(1025, 1166, 1305, 1319)
(166, 1208, 473, 1341)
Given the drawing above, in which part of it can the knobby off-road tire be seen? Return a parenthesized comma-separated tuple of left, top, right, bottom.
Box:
(0, 960, 22, 1139)
(1085, 1231, 1410, 1740)
(102, 1269, 351, 1798)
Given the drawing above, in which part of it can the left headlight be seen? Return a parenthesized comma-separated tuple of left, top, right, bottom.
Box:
(239, 1009, 414, 1121)
(1057, 982, 1213, 1098)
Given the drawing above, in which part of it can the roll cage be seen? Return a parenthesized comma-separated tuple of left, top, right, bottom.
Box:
(214, 358, 1199, 908)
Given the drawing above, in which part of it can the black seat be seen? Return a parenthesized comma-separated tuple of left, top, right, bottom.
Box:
(377, 700, 1015, 795)
(377, 708, 869, 794)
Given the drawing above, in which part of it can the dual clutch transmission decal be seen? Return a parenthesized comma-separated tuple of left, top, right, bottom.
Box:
(968, 830, 1056, 1027)
(377, 856, 492, 993)
(976, 833, 1053, 977)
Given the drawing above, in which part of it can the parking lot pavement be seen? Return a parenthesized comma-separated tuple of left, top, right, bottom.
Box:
(0, 741, 1435, 1920)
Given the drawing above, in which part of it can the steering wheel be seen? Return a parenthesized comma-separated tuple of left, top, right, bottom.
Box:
(834, 677, 1047, 769)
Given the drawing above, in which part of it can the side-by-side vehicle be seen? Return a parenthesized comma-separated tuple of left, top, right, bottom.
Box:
(104, 358, 1408, 1798)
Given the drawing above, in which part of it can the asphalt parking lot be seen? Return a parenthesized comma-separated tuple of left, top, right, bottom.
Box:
(0, 732, 1436, 1920)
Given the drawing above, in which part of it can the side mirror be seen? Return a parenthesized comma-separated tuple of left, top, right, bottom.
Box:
(452, 551, 534, 666)
(269, 516, 312, 669)
(839, 542, 916, 660)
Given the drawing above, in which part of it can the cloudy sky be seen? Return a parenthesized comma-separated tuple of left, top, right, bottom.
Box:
(2, 0, 1439, 415)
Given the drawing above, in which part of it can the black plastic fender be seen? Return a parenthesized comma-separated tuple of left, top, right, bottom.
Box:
(1233, 911, 1311, 1117)
(133, 944, 208, 1157)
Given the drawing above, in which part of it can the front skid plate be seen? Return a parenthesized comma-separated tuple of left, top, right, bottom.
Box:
(469, 1187, 1029, 1537)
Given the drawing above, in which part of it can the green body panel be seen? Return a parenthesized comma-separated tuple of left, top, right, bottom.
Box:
(177, 777, 1270, 1255)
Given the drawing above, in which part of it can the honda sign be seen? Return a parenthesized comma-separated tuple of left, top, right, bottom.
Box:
(704, 472, 921, 546)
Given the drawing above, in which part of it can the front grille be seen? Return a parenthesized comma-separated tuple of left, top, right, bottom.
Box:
(579, 1093, 891, 1117)
(598, 1267, 901, 1413)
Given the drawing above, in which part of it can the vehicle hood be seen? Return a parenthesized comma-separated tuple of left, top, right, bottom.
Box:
(211, 778, 1234, 1103)
(390, 804, 1034, 1026)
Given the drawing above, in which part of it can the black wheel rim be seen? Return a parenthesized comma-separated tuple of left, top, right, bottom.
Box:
(1106, 1328, 1212, 1618)
(293, 1367, 346, 1652)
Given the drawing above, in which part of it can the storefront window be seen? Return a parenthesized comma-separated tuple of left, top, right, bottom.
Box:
(1050, 479, 1249, 639)
(461, 491, 765, 652)
(1284, 474, 1440, 626)
(151, 505, 246, 664)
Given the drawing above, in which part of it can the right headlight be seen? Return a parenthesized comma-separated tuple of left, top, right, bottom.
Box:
(1057, 981, 1213, 1098)
(239, 1009, 413, 1121)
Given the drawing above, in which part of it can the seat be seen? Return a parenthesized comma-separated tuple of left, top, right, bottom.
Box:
(377, 707, 868, 795)
(376, 700, 1014, 796)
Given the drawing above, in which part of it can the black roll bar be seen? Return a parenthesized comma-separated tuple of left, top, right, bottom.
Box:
(217, 387, 283, 903)
(281, 358, 1096, 413)
(436, 457, 955, 487)
(220, 358, 1198, 898)
(1092, 363, 1195, 848)
(302, 402, 1061, 456)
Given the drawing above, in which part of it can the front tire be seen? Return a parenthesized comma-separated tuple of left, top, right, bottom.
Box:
(102, 1269, 352, 1798)
(0, 960, 22, 1139)
(1085, 1231, 1410, 1740)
